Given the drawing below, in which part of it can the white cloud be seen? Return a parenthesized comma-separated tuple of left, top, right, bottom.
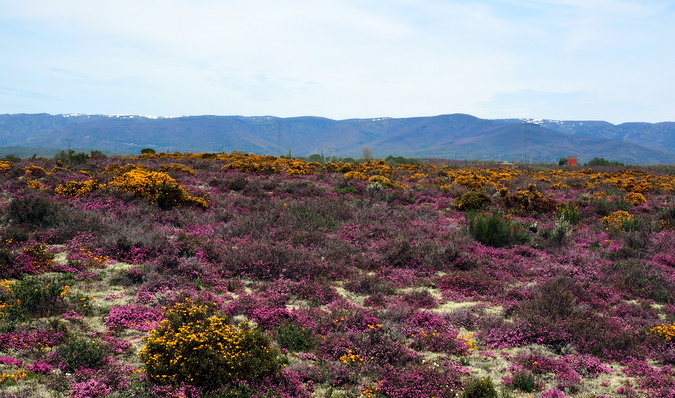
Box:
(1, 0, 674, 122)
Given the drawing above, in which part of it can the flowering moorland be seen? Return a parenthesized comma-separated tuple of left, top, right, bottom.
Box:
(0, 152, 674, 397)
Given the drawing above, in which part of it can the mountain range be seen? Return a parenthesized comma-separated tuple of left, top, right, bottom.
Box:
(1, 113, 674, 164)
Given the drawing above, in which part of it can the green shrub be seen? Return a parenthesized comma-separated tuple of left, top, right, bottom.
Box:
(463, 377, 498, 398)
(139, 299, 283, 390)
(510, 371, 537, 393)
(586, 157, 624, 167)
(6, 195, 58, 228)
(54, 149, 88, 165)
(335, 186, 358, 195)
(557, 202, 581, 225)
(0, 275, 69, 322)
(466, 212, 527, 247)
(277, 321, 316, 352)
(454, 191, 491, 211)
(57, 337, 108, 371)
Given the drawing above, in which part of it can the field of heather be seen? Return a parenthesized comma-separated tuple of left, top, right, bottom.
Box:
(0, 153, 674, 398)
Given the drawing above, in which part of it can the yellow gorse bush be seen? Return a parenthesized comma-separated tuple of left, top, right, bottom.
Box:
(24, 165, 48, 177)
(25, 179, 48, 190)
(649, 323, 675, 341)
(367, 175, 404, 189)
(125, 152, 675, 195)
(602, 210, 632, 231)
(54, 179, 100, 197)
(0, 369, 27, 385)
(344, 171, 368, 181)
(108, 168, 207, 209)
(339, 349, 365, 365)
(139, 299, 282, 390)
(158, 163, 197, 175)
(624, 192, 647, 206)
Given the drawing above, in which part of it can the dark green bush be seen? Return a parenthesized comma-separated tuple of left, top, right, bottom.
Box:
(335, 186, 358, 195)
(57, 337, 108, 371)
(510, 371, 537, 393)
(6, 195, 58, 228)
(462, 377, 498, 398)
(277, 321, 316, 352)
(466, 212, 528, 247)
(586, 157, 624, 167)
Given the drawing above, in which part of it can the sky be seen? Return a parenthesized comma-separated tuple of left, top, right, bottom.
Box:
(1, 0, 674, 124)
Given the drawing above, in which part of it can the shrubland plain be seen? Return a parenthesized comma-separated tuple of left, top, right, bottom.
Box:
(0, 152, 674, 397)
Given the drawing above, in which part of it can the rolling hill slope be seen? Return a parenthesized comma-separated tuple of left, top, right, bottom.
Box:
(1, 113, 673, 163)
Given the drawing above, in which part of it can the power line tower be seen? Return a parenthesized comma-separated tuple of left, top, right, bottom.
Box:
(316, 146, 335, 163)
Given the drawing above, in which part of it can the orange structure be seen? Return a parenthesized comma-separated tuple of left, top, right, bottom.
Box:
(567, 157, 577, 166)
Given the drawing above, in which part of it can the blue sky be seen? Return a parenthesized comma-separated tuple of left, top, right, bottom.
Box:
(1, 0, 674, 123)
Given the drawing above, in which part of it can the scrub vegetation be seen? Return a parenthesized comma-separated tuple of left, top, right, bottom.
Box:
(0, 152, 674, 397)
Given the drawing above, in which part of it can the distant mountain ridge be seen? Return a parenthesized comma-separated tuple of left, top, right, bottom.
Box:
(1, 113, 674, 164)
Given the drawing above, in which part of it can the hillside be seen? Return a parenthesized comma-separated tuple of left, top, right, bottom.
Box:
(1, 154, 674, 397)
(1, 113, 674, 164)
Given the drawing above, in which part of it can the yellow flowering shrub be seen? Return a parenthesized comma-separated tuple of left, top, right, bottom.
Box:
(367, 175, 400, 189)
(0, 276, 69, 321)
(344, 171, 368, 181)
(453, 171, 490, 189)
(0, 161, 11, 172)
(25, 179, 48, 190)
(650, 323, 675, 341)
(24, 165, 48, 177)
(624, 192, 647, 206)
(454, 190, 491, 211)
(108, 169, 207, 209)
(0, 279, 15, 319)
(159, 163, 197, 176)
(0, 369, 27, 385)
(101, 163, 148, 175)
(601, 210, 632, 232)
(54, 179, 100, 197)
(339, 350, 365, 365)
(139, 299, 282, 390)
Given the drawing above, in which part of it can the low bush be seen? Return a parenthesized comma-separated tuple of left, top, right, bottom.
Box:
(139, 299, 283, 390)
(454, 190, 491, 211)
(5, 195, 59, 228)
(0, 275, 70, 322)
(277, 321, 316, 352)
(466, 212, 528, 247)
(108, 169, 208, 209)
(56, 337, 108, 371)
(508, 370, 538, 393)
(557, 202, 581, 225)
(462, 377, 498, 398)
